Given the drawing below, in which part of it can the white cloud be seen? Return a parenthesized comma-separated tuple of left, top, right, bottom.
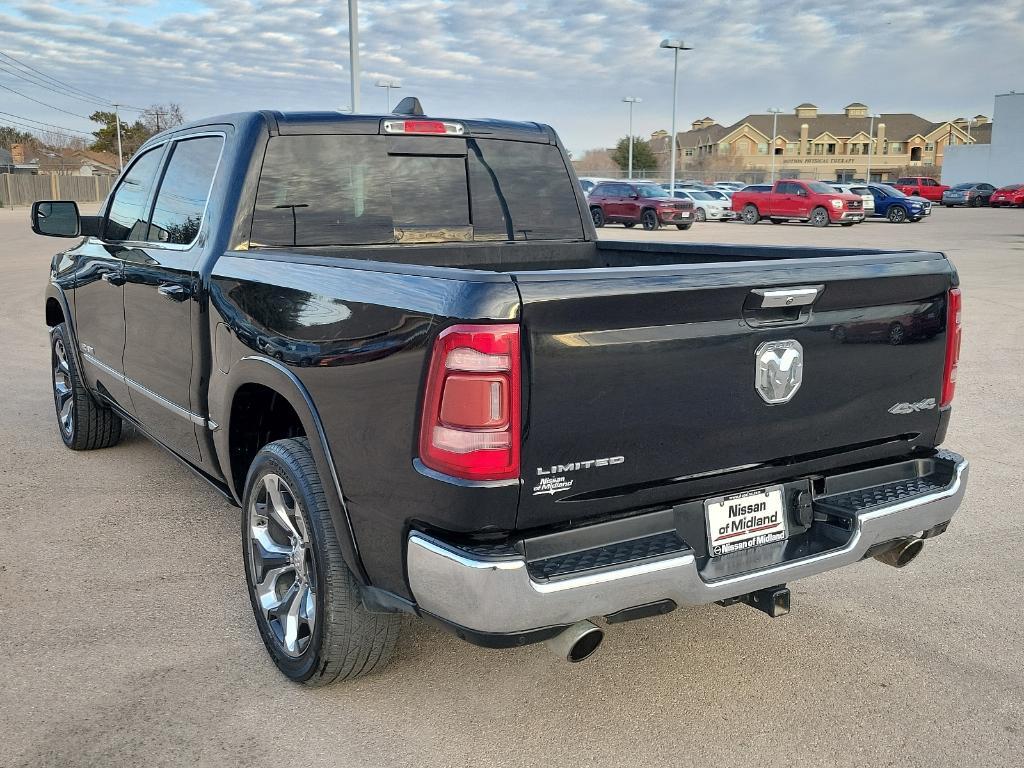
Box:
(1, 0, 1021, 153)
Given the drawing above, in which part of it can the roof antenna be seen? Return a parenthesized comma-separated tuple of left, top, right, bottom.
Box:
(392, 96, 425, 116)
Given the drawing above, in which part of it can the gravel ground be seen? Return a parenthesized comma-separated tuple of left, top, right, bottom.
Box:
(1, 205, 1022, 767)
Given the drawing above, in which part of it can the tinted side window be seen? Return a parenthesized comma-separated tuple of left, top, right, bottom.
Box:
(147, 136, 223, 245)
(104, 148, 164, 241)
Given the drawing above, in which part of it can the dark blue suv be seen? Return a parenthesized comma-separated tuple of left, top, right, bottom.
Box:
(867, 184, 931, 223)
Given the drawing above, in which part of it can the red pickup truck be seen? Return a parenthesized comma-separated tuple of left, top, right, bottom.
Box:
(732, 180, 864, 227)
(892, 177, 949, 201)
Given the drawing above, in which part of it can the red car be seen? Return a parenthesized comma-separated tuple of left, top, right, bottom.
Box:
(892, 177, 949, 202)
(731, 179, 864, 227)
(588, 181, 695, 230)
(989, 184, 1024, 208)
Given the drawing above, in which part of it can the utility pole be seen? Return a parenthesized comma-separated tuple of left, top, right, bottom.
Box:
(348, 0, 361, 113)
(113, 103, 123, 171)
(767, 107, 782, 184)
(622, 97, 641, 179)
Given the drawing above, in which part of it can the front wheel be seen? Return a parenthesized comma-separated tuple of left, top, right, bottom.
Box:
(887, 206, 907, 223)
(741, 204, 760, 224)
(50, 324, 122, 450)
(810, 207, 830, 227)
(590, 207, 605, 228)
(641, 209, 660, 231)
(243, 438, 401, 685)
(695, 208, 707, 223)
(970, 196, 982, 208)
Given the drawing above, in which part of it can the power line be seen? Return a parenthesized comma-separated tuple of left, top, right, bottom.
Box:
(0, 81, 91, 119)
(0, 50, 109, 103)
(0, 118, 90, 143)
(0, 61, 112, 108)
(0, 110, 92, 136)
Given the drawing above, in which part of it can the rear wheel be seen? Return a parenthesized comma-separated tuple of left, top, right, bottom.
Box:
(243, 438, 400, 685)
(50, 324, 122, 450)
(590, 207, 605, 228)
(810, 207, 830, 227)
(888, 323, 906, 346)
(741, 204, 760, 225)
(970, 196, 982, 208)
(641, 209, 659, 231)
(887, 206, 907, 223)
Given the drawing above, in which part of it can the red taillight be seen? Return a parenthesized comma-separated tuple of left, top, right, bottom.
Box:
(382, 119, 465, 136)
(941, 288, 962, 408)
(419, 324, 520, 481)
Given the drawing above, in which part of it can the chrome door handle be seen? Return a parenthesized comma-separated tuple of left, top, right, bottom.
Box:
(158, 283, 189, 301)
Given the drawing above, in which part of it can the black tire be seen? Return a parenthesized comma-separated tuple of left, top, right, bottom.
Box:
(970, 196, 981, 208)
(50, 323, 122, 450)
(888, 323, 906, 346)
(641, 209, 660, 231)
(590, 207, 605, 228)
(242, 438, 400, 685)
(695, 208, 707, 223)
(810, 207, 830, 227)
(887, 206, 908, 223)
(741, 204, 760, 225)
(623, 222, 636, 228)
(840, 222, 854, 227)
(675, 223, 692, 230)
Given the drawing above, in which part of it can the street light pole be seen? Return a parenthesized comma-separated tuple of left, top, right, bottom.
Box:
(348, 0, 361, 113)
(375, 79, 401, 111)
(622, 97, 641, 179)
(660, 39, 691, 191)
(112, 103, 123, 171)
(767, 107, 782, 184)
(866, 113, 877, 182)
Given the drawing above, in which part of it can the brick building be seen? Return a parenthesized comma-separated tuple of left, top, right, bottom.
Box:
(650, 103, 991, 182)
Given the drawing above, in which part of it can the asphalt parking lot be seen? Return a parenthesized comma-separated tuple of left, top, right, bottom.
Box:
(2, 205, 1022, 767)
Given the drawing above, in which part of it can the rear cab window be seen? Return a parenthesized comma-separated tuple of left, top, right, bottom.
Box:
(250, 134, 584, 247)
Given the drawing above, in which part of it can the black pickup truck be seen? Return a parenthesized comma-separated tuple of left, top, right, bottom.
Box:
(32, 101, 968, 684)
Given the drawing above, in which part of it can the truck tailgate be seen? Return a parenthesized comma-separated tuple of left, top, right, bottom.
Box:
(513, 251, 954, 530)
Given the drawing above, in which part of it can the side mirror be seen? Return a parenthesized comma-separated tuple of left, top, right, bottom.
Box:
(31, 201, 81, 238)
(630, 193, 639, 200)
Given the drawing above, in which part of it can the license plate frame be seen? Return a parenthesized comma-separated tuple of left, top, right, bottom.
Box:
(705, 485, 788, 557)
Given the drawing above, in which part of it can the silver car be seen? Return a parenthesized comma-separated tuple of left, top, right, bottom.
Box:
(672, 189, 737, 222)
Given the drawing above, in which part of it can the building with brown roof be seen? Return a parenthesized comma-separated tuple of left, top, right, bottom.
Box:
(651, 103, 991, 182)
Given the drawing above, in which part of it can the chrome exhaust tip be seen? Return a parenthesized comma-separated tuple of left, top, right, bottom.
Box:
(545, 620, 605, 663)
(873, 536, 925, 568)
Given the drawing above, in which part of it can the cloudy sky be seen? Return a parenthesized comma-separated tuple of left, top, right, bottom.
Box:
(2, 0, 1022, 154)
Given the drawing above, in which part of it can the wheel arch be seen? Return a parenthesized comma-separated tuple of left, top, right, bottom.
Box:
(214, 355, 369, 584)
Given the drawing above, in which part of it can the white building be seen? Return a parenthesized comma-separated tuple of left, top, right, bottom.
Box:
(943, 92, 1024, 186)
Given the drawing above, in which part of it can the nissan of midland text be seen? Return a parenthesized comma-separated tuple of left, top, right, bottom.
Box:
(31, 100, 968, 684)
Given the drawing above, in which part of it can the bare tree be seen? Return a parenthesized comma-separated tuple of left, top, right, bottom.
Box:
(141, 104, 185, 134)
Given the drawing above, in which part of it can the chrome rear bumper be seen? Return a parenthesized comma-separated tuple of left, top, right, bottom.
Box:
(407, 455, 968, 635)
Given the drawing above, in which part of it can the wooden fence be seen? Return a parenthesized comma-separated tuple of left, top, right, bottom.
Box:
(0, 174, 114, 208)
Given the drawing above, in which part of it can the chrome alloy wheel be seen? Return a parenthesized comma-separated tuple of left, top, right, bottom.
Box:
(247, 473, 317, 657)
(53, 338, 74, 437)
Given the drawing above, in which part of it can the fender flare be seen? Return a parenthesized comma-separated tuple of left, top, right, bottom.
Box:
(44, 282, 88, 376)
(213, 354, 369, 584)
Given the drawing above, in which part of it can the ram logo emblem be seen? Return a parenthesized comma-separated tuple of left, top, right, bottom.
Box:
(755, 340, 803, 404)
